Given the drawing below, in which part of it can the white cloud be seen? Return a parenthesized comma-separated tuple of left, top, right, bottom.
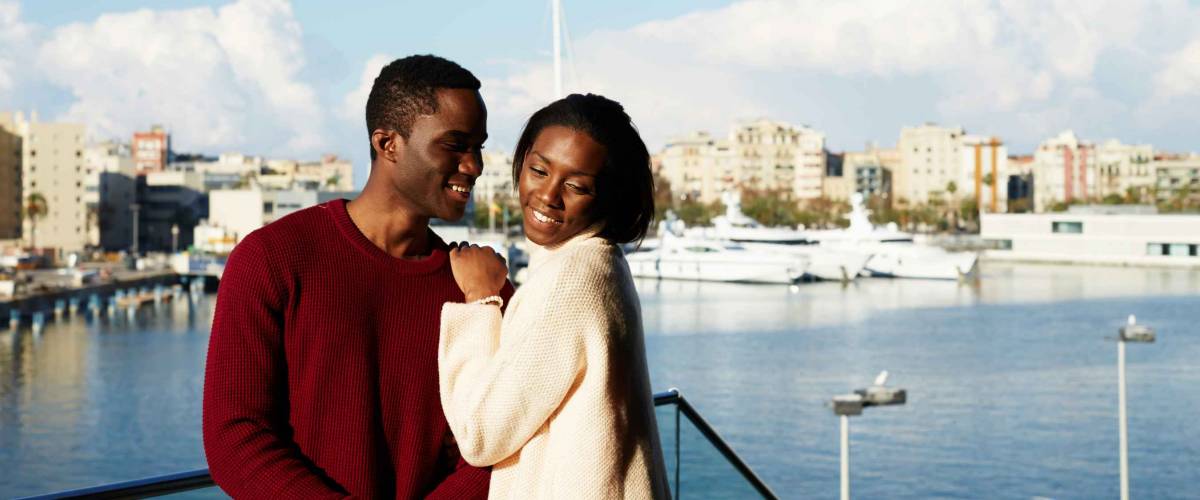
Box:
(339, 53, 393, 123)
(1155, 39, 1200, 99)
(35, 0, 325, 155)
(0, 1, 35, 98)
(483, 0, 1200, 151)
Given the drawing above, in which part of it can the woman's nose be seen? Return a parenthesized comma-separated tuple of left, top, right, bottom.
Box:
(537, 182, 563, 208)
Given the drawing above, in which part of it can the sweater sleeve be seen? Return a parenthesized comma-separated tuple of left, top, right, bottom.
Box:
(202, 235, 348, 499)
(438, 270, 599, 467)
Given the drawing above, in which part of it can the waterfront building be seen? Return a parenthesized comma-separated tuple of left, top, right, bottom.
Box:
(207, 188, 323, 245)
(842, 149, 894, 203)
(83, 141, 137, 251)
(658, 131, 736, 203)
(0, 113, 22, 241)
(1095, 139, 1154, 200)
(296, 154, 354, 191)
(959, 135, 1009, 213)
(896, 123, 965, 206)
(4, 111, 89, 252)
(132, 125, 170, 174)
(136, 171, 206, 253)
(1152, 153, 1200, 205)
(475, 149, 514, 202)
(733, 119, 826, 200)
(1031, 130, 1096, 212)
(981, 207, 1200, 267)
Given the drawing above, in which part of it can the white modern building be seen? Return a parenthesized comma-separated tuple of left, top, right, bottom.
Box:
(206, 188, 322, 246)
(981, 208, 1200, 267)
(896, 123, 965, 206)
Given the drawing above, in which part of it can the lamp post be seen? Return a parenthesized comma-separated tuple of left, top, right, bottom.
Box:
(130, 203, 140, 256)
(1117, 314, 1154, 500)
(171, 224, 179, 254)
(830, 371, 907, 500)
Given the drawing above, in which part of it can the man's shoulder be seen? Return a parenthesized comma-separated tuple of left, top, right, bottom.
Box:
(230, 201, 341, 266)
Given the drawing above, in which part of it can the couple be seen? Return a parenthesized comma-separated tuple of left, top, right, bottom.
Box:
(202, 54, 669, 499)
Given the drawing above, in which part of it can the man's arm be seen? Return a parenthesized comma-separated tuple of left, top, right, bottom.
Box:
(425, 455, 490, 499)
(202, 235, 348, 499)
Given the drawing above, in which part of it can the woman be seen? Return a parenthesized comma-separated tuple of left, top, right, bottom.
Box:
(438, 94, 668, 499)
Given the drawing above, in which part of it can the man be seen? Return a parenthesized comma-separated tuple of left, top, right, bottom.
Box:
(204, 55, 504, 498)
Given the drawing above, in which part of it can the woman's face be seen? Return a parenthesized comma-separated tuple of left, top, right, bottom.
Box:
(518, 125, 606, 247)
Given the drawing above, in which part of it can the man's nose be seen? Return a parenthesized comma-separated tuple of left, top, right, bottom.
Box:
(460, 151, 482, 177)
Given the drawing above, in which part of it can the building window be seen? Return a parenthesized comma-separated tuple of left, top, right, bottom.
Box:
(1051, 221, 1083, 234)
(985, 239, 1013, 250)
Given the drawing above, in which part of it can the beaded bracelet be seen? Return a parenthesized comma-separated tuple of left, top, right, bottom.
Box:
(470, 295, 504, 308)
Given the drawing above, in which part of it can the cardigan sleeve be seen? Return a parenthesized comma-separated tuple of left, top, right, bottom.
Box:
(203, 234, 349, 499)
(438, 267, 603, 467)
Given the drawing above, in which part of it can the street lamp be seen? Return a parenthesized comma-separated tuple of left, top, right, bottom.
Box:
(1117, 314, 1154, 500)
(830, 371, 907, 500)
(171, 224, 179, 254)
(130, 203, 140, 256)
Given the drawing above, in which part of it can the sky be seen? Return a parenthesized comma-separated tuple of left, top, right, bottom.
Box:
(3, 0, 1200, 189)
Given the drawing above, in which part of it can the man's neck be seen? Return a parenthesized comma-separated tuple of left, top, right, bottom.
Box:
(346, 184, 433, 259)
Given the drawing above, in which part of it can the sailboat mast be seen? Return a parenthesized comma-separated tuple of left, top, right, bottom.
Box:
(552, 0, 563, 98)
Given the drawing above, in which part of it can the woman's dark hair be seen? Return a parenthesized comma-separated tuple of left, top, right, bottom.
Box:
(511, 93, 655, 245)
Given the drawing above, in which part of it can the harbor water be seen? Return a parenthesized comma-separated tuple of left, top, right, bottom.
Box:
(1, 262, 1198, 498)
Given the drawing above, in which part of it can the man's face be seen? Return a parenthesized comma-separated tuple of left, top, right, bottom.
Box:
(391, 88, 488, 221)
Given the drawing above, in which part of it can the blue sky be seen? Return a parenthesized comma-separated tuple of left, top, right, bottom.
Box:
(4, 0, 1200, 189)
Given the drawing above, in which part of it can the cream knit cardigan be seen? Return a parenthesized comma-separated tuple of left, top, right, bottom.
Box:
(439, 229, 669, 499)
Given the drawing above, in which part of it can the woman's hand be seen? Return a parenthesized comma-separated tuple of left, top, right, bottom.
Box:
(448, 243, 508, 303)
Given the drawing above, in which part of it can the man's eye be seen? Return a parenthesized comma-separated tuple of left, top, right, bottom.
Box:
(445, 143, 469, 152)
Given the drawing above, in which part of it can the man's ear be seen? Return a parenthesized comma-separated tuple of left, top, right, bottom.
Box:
(371, 129, 405, 163)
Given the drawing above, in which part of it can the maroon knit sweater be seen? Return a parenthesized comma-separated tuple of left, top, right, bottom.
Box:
(203, 199, 504, 499)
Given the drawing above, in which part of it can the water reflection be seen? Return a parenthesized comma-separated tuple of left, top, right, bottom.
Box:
(1, 262, 1198, 498)
(0, 296, 214, 496)
(636, 261, 1200, 336)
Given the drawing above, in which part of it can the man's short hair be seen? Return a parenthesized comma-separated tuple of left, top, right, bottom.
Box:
(365, 55, 481, 160)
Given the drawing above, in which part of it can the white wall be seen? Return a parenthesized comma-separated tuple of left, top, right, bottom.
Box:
(209, 190, 264, 242)
(981, 213, 1200, 267)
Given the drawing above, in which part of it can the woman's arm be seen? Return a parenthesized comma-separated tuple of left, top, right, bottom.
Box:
(438, 266, 604, 467)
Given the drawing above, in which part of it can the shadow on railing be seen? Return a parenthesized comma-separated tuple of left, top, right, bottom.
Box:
(21, 389, 776, 499)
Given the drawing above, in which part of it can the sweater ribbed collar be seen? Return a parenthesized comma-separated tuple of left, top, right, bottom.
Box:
(526, 224, 606, 271)
(327, 198, 449, 276)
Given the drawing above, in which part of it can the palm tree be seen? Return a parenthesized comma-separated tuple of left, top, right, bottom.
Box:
(24, 192, 48, 249)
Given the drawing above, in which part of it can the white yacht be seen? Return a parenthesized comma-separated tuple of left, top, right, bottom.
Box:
(682, 192, 870, 281)
(809, 194, 979, 281)
(628, 221, 809, 284)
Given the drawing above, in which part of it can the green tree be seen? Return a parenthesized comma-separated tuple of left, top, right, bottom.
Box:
(24, 192, 48, 249)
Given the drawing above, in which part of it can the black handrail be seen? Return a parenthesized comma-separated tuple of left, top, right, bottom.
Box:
(17, 468, 215, 499)
(658, 388, 779, 499)
(21, 389, 776, 499)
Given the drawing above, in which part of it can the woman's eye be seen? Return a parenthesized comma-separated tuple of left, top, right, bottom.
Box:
(568, 183, 592, 195)
(530, 167, 548, 176)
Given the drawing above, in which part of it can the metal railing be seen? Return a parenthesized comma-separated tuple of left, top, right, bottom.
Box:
(22, 389, 776, 499)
